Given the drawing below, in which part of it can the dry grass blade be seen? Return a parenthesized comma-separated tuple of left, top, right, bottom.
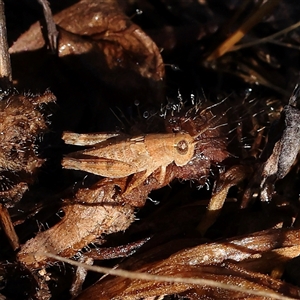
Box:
(231, 20, 300, 51)
(206, 0, 280, 61)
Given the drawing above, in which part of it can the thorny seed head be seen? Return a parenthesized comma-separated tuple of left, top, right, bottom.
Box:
(0, 89, 56, 204)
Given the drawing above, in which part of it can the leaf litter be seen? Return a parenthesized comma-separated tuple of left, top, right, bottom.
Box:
(1, 0, 300, 299)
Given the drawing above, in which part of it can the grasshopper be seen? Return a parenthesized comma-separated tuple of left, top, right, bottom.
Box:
(62, 132, 196, 194)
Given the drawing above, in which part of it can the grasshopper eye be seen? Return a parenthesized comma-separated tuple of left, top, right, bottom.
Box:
(176, 140, 189, 155)
(173, 133, 195, 166)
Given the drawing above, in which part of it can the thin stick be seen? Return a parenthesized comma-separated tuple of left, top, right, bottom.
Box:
(0, 0, 11, 81)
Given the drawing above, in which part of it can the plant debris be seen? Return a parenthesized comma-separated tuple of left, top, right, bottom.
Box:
(1, 0, 300, 299)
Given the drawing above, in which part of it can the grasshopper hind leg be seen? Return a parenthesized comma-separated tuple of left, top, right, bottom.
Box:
(123, 170, 152, 196)
(123, 166, 167, 196)
(62, 156, 136, 178)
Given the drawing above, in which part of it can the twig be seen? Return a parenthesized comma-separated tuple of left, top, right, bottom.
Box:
(0, 0, 11, 81)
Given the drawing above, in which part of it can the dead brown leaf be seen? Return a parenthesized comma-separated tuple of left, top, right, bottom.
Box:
(17, 178, 134, 269)
(10, 0, 164, 82)
(242, 85, 300, 207)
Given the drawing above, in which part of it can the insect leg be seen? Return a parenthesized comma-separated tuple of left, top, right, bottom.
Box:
(123, 170, 152, 195)
(62, 157, 136, 178)
(156, 165, 166, 186)
(123, 166, 167, 196)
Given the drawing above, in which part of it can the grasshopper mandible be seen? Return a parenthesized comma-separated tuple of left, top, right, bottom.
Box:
(62, 132, 196, 194)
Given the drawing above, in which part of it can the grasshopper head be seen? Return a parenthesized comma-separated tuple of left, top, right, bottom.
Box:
(173, 133, 195, 166)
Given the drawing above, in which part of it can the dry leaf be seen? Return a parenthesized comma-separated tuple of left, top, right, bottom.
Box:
(242, 86, 300, 207)
(18, 178, 134, 269)
(10, 0, 164, 86)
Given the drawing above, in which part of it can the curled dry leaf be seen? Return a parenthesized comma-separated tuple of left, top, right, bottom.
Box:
(9, 0, 164, 82)
(242, 86, 300, 207)
(17, 178, 134, 269)
(9, 0, 165, 131)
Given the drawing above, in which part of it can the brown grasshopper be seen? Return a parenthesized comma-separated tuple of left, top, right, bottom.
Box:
(62, 131, 196, 194)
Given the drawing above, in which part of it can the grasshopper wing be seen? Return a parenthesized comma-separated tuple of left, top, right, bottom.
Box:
(62, 157, 137, 178)
(62, 132, 120, 146)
